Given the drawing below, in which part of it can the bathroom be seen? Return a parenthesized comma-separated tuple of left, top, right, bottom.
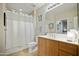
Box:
(0, 3, 79, 56)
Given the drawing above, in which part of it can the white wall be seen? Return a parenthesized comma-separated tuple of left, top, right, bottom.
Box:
(0, 8, 5, 53)
(36, 4, 49, 35)
(0, 4, 2, 10)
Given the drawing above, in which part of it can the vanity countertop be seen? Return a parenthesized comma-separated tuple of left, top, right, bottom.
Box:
(38, 35, 79, 45)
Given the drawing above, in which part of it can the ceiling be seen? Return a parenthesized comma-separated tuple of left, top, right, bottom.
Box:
(6, 3, 45, 14)
(46, 3, 77, 15)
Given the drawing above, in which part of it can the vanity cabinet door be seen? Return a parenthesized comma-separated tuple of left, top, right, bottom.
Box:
(38, 37, 47, 56)
(47, 40, 58, 56)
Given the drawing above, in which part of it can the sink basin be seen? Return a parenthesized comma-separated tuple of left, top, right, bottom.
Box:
(55, 34, 67, 39)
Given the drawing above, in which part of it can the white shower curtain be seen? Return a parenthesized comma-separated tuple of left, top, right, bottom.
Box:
(6, 11, 34, 50)
(6, 18, 13, 49)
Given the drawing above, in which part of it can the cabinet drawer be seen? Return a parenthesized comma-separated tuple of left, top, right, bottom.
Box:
(59, 42, 77, 55)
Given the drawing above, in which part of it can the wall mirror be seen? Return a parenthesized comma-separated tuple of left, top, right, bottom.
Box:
(45, 3, 77, 34)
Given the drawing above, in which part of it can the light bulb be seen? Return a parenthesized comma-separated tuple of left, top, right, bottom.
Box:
(19, 9, 22, 11)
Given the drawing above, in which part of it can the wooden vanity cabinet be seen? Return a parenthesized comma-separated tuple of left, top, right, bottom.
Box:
(47, 39, 58, 56)
(38, 37, 59, 56)
(38, 37, 78, 56)
(58, 41, 78, 56)
(38, 37, 47, 56)
(78, 45, 79, 56)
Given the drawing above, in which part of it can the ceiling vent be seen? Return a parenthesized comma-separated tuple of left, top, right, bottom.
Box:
(48, 3, 60, 10)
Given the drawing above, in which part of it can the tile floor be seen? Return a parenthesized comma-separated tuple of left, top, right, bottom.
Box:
(8, 49, 37, 56)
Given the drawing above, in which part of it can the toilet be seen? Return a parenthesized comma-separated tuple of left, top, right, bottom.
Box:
(27, 42, 37, 53)
(27, 37, 38, 53)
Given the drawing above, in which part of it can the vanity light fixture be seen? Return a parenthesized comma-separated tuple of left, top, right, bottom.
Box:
(19, 9, 23, 11)
(19, 9, 23, 15)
